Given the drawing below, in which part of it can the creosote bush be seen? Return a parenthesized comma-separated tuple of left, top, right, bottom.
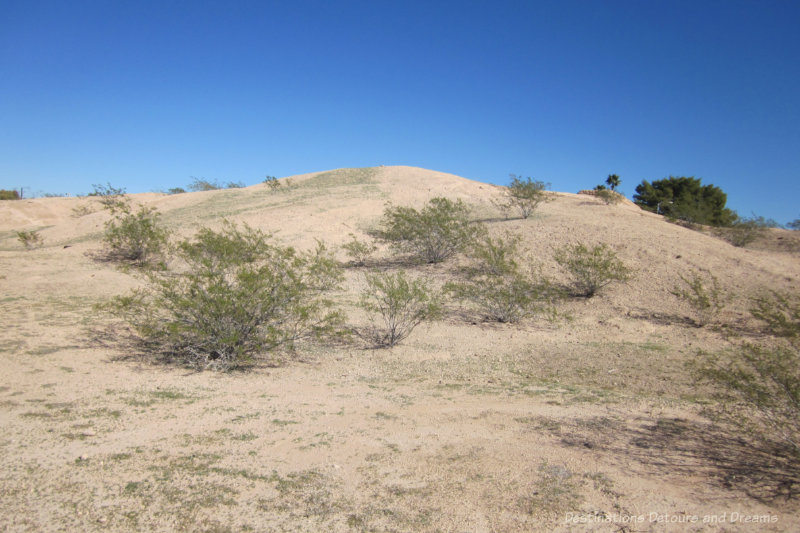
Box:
(358, 270, 443, 347)
(446, 234, 561, 323)
(341, 233, 377, 267)
(495, 175, 553, 219)
(102, 200, 170, 267)
(693, 289, 800, 470)
(595, 189, 624, 205)
(89, 182, 127, 210)
(16, 230, 44, 249)
(110, 222, 345, 370)
(0, 189, 21, 200)
(373, 197, 484, 263)
(696, 344, 800, 459)
(671, 269, 728, 327)
(751, 291, 800, 342)
(553, 242, 632, 297)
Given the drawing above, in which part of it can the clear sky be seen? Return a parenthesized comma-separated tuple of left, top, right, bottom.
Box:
(2, 0, 798, 223)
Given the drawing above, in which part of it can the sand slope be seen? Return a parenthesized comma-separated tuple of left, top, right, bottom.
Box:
(1, 166, 798, 531)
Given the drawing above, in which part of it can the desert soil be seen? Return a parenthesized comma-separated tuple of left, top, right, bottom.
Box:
(1, 166, 798, 532)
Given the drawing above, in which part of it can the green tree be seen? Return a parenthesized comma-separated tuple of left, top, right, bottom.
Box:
(633, 176, 737, 226)
(495, 175, 553, 219)
(374, 197, 484, 263)
(605, 174, 621, 191)
(110, 222, 344, 370)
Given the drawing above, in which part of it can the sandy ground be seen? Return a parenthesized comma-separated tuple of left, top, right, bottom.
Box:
(1, 166, 799, 532)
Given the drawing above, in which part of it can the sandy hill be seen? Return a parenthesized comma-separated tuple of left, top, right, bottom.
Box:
(1, 166, 798, 531)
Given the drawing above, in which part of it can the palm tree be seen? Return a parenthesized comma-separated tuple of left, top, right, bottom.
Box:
(605, 174, 621, 191)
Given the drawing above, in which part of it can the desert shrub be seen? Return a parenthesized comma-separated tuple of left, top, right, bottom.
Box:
(103, 201, 170, 267)
(751, 291, 800, 343)
(373, 197, 484, 263)
(789, 218, 800, 230)
(0, 189, 20, 200)
(358, 270, 443, 347)
(166, 187, 186, 195)
(89, 182, 127, 210)
(670, 269, 728, 326)
(446, 234, 561, 323)
(495, 175, 553, 219)
(264, 176, 281, 190)
(16, 230, 43, 249)
(341, 234, 377, 267)
(110, 223, 344, 370)
(696, 344, 800, 458)
(225, 181, 245, 189)
(595, 189, 624, 205)
(717, 216, 779, 248)
(71, 203, 96, 217)
(553, 242, 632, 297)
(187, 177, 221, 191)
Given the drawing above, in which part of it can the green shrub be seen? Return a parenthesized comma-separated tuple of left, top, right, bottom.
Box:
(696, 344, 800, 457)
(102, 201, 170, 267)
(358, 270, 443, 347)
(446, 234, 561, 323)
(595, 189, 624, 205)
(89, 182, 127, 210)
(167, 187, 186, 195)
(110, 223, 345, 370)
(16, 230, 43, 249)
(671, 269, 728, 326)
(751, 291, 800, 343)
(373, 197, 484, 263)
(341, 234, 377, 267)
(717, 216, 779, 248)
(0, 189, 20, 200)
(553, 242, 632, 297)
(264, 176, 281, 190)
(187, 178, 221, 191)
(495, 175, 553, 219)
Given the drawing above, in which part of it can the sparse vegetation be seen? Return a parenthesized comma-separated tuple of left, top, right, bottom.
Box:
(671, 269, 728, 326)
(16, 229, 44, 249)
(718, 215, 780, 248)
(373, 197, 484, 263)
(341, 233, 377, 267)
(696, 344, 800, 458)
(264, 176, 281, 190)
(595, 188, 625, 205)
(110, 222, 345, 370)
(554, 242, 632, 297)
(0, 189, 20, 200)
(71, 202, 96, 217)
(187, 178, 221, 191)
(89, 182, 127, 210)
(358, 270, 443, 347)
(102, 200, 170, 267)
(446, 234, 561, 323)
(166, 187, 186, 195)
(495, 175, 553, 219)
(751, 291, 800, 342)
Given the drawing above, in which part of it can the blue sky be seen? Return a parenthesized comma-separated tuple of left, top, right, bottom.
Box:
(2, 0, 798, 223)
